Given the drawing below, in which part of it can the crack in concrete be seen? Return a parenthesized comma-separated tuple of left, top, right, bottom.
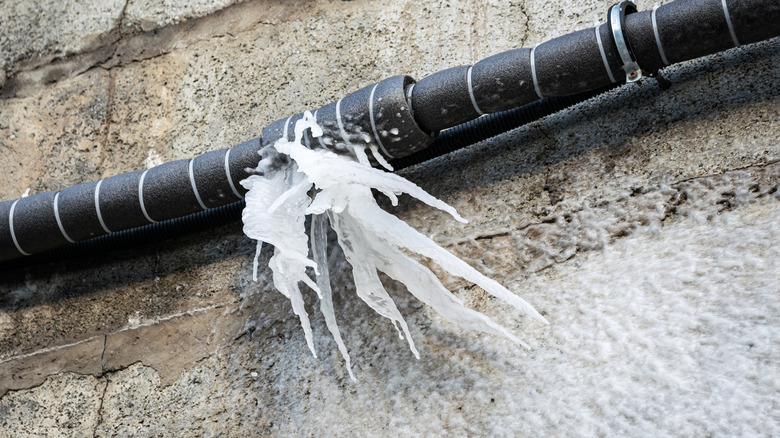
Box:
(93, 376, 109, 438)
(0, 301, 238, 398)
(100, 335, 107, 375)
(474, 231, 511, 241)
(1, 0, 291, 98)
(518, 1, 530, 48)
(0, 335, 102, 366)
(101, 67, 118, 168)
(670, 159, 779, 185)
(117, 0, 132, 32)
(536, 124, 554, 142)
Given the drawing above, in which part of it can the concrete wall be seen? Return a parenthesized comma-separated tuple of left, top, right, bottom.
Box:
(0, 0, 778, 436)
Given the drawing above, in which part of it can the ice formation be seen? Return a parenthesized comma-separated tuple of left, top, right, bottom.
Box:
(241, 111, 547, 380)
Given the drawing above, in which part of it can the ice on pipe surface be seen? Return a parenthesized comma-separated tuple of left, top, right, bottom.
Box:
(241, 111, 546, 379)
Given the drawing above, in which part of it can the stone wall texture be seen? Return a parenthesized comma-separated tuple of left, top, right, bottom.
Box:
(0, 0, 778, 436)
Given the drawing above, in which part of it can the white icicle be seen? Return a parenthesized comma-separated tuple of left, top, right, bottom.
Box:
(348, 195, 549, 325)
(310, 213, 356, 381)
(241, 110, 547, 378)
(241, 166, 322, 356)
(328, 208, 420, 358)
(337, 203, 533, 347)
(369, 144, 394, 171)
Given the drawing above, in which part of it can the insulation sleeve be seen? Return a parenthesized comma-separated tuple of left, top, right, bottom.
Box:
(261, 117, 288, 146)
(408, 27, 623, 131)
(99, 170, 146, 231)
(226, 138, 263, 197)
(411, 66, 480, 133)
(534, 28, 617, 97)
(654, 0, 737, 64)
(597, 22, 626, 80)
(0, 193, 64, 260)
(193, 148, 242, 208)
(58, 181, 103, 241)
(0, 199, 247, 270)
(313, 102, 342, 151)
(142, 159, 204, 222)
(410, 35, 621, 131)
(729, 0, 780, 45)
(624, 11, 666, 72)
(371, 76, 433, 157)
(624, 0, 780, 74)
(408, 30, 623, 133)
(390, 83, 620, 170)
(12, 192, 67, 255)
(328, 84, 374, 146)
(470, 48, 539, 114)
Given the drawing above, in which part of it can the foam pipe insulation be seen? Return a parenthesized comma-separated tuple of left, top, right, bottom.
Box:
(1, 0, 778, 264)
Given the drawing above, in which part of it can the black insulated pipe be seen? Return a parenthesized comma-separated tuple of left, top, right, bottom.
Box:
(58, 180, 103, 242)
(0, 138, 263, 263)
(0, 199, 248, 270)
(389, 83, 621, 170)
(1, 84, 622, 270)
(408, 20, 623, 132)
(1, 0, 779, 265)
(259, 0, 780, 145)
(6, 192, 65, 257)
(657, 0, 739, 64)
(409, 0, 778, 132)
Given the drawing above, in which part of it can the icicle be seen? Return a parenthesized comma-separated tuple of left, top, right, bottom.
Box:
(328, 208, 420, 358)
(311, 213, 356, 381)
(241, 166, 321, 356)
(368, 144, 394, 171)
(241, 110, 547, 378)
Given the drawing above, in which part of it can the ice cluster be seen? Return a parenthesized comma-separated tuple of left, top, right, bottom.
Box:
(241, 112, 547, 380)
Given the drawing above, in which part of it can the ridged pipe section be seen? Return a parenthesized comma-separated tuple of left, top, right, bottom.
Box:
(0, 139, 262, 263)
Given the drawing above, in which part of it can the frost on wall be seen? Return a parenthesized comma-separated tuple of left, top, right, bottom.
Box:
(241, 112, 547, 380)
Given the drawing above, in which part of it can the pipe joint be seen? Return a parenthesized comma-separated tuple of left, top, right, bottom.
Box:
(262, 75, 433, 160)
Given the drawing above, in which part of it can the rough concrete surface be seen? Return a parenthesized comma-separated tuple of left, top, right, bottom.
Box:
(124, 0, 250, 32)
(0, 0, 126, 73)
(0, 0, 778, 436)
